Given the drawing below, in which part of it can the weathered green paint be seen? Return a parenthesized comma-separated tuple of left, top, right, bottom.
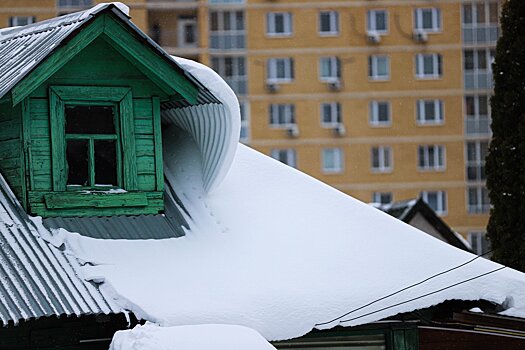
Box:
(44, 192, 148, 209)
(49, 89, 66, 191)
(11, 16, 105, 106)
(152, 96, 164, 191)
(120, 90, 138, 190)
(21, 98, 32, 208)
(0, 100, 23, 201)
(12, 13, 199, 106)
(392, 328, 419, 350)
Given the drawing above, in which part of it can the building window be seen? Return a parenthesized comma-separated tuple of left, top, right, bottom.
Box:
(369, 101, 391, 126)
(271, 149, 296, 168)
(466, 141, 488, 181)
(371, 146, 392, 172)
(468, 186, 490, 214)
(266, 12, 293, 36)
(417, 99, 444, 125)
(418, 145, 445, 171)
(421, 190, 447, 215)
(322, 148, 343, 173)
(465, 95, 490, 135)
(177, 18, 198, 48)
(367, 9, 388, 33)
(468, 231, 491, 256)
(319, 11, 339, 35)
(211, 56, 247, 94)
(269, 104, 295, 128)
(57, 0, 92, 7)
(239, 102, 249, 142)
(209, 0, 245, 3)
(319, 57, 341, 82)
(464, 49, 494, 90)
(267, 58, 294, 83)
(49, 86, 135, 191)
(368, 55, 389, 80)
(415, 53, 442, 79)
(372, 192, 392, 205)
(9, 16, 35, 27)
(210, 10, 245, 49)
(321, 102, 341, 127)
(462, 2, 500, 44)
(414, 8, 441, 32)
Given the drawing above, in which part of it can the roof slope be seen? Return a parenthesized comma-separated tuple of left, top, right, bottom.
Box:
(0, 175, 119, 325)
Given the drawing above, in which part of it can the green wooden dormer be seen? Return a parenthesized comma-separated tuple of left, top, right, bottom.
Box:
(0, 3, 218, 217)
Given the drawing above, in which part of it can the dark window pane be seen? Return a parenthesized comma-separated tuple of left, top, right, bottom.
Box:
(95, 140, 118, 186)
(66, 105, 115, 134)
(67, 139, 89, 186)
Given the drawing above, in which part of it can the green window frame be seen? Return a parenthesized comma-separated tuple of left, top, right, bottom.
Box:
(49, 86, 137, 192)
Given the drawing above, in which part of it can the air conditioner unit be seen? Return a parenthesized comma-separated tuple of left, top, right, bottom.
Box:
(266, 82, 280, 92)
(286, 124, 299, 138)
(333, 124, 346, 136)
(366, 31, 381, 44)
(413, 31, 428, 43)
(327, 80, 342, 91)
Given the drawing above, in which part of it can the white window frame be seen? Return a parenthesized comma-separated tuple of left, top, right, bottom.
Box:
(319, 11, 339, 36)
(271, 148, 297, 168)
(415, 53, 442, 79)
(239, 101, 250, 142)
(421, 190, 447, 215)
(269, 104, 296, 128)
(467, 185, 490, 214)
(414, 8, 441, 32)
(418, 145, 446, 171)
(57, 0, 92, 8)
(211, 56, 247, 95)
(368, 55, 390, 81)
(319, 57, 341, 82)
(462, 1, 500, 26)
(209, 10, 246, 50)
(320, 102, 341, 127)
(177, 18, 198, 48)
(266, 12, 293, 36)
(267, 58, 294, 83)
(371, 146, 392, 173)
(416, 99, 444, 125)
(372, 192, 392, 205)
(465, 95, 490, 135)
(9, 16, 35, 26)
(468, 231, 491, 256)
(369, 101, 391, 126)
(367, 9, 388, 33)
(466, 140, 488, 182)
(322, 148, 343, 173)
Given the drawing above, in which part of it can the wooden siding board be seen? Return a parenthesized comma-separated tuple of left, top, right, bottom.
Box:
(44, 192, 148, 209)
(152, 96, 164, 192)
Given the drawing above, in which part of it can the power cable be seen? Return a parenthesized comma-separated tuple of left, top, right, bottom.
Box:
(315, 249, 494, 327)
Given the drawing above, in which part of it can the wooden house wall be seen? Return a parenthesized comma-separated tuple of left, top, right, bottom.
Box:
(25, 37, 166, 216)
(0, 100, 23, 201)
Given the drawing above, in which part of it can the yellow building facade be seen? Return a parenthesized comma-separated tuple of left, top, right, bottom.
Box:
(0, 0, 500, 253)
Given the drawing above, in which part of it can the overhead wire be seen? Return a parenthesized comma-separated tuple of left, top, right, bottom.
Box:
(315, 249, 495, 327)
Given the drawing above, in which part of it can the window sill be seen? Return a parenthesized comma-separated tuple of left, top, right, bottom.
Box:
(44, 191, 148, 209)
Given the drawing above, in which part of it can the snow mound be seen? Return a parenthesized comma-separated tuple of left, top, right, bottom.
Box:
(110, 323, 276, 350)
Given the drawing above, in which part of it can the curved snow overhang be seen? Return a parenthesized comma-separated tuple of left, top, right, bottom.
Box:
(162, 57, 240, 193)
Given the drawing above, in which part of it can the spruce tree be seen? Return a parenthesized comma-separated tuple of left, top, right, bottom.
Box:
(486, 0, 525, 271)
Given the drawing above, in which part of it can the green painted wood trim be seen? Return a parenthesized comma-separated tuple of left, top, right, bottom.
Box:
(152, 96, 164, 192)
(21, 98, 31, 209)
(11, 16, 105, 106)
(49, 89, 66, 191)
(121, 90, 137, 190)
(101, 15, 198, 104)
(31, 203, 163, 217)
(44, 191, 148, 209)
(50, 85, 129, 102)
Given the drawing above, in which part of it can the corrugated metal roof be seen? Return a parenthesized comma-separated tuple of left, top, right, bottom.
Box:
(43, 182, 189, 240)
(0, 3, 218, 107)
(0, 175, 120, 326)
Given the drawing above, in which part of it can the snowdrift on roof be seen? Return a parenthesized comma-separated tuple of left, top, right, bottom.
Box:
(49, 58, 525, 341)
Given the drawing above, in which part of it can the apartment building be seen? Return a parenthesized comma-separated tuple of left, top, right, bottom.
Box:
(0, 0, 501, 251)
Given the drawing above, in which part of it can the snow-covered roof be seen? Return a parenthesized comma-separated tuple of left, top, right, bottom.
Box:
(0, 174, 118, 325)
